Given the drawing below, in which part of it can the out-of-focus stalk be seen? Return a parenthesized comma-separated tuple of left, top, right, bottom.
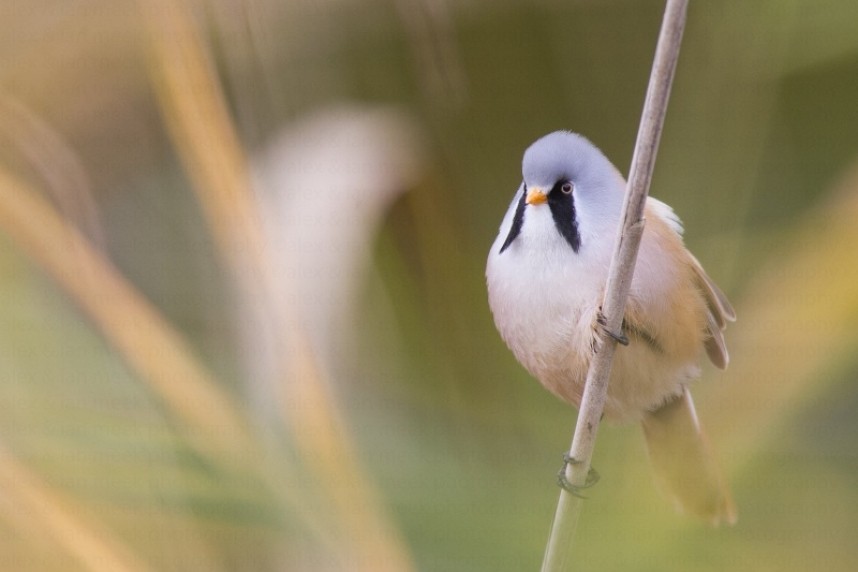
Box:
(139, 2, 416, 570)
(0, 442, 153, 572)
(0, 167, 248, 459)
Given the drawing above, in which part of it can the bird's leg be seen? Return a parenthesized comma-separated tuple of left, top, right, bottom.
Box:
(557, 453, 600, 497)
(596, 307, 629, 346)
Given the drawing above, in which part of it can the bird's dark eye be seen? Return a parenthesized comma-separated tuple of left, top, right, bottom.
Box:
(561, 182, 573, 194)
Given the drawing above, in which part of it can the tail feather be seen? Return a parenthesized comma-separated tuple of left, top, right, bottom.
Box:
(641, 387, 737, 525)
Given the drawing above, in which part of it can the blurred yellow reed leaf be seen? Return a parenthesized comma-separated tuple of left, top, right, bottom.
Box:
(0, 442, 153, 572)
(139, 2, 417, 570)
(139, 0, 270, 292)
(0, 167, 249, 460)
(702, 162, 858, 469)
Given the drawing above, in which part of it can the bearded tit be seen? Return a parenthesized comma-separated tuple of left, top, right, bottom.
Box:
(486, 131, 737, 524)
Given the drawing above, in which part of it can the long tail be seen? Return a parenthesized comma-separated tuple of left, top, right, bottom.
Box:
(641, 387, 737, 525)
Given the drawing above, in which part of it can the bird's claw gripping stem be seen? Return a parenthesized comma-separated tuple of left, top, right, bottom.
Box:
(557, 453, 600, 498)
(596, 309, 629, 346)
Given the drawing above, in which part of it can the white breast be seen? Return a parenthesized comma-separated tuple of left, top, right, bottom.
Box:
(485, 191, 700, 422)
(486, 190, 612, 397)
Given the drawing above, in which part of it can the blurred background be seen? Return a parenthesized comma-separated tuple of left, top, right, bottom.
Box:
(1, 0, 857, 570)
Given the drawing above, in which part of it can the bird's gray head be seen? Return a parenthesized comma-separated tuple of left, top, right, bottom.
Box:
(499, 131, 625, 254)
(522, 131, 618, 191)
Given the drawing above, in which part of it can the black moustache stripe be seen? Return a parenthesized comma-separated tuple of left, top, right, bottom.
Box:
(498, 182, 580, 254)
(548, 186, 580, 252)
(499, 186, 527, 254)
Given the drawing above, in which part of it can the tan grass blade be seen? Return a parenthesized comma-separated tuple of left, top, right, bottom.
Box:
(139, 3, 416, 570)
(0, 442, 153, 572)
(702, 164, 858, 465)
(0, 95, 105, 249)
(0, 167, 249, 460)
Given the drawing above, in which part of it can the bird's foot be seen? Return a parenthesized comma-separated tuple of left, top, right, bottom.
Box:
(596, 308, 629, 346)
(557, 453, 600, 498)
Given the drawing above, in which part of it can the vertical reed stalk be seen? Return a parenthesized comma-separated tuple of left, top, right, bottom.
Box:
(541, 1, 689, 569)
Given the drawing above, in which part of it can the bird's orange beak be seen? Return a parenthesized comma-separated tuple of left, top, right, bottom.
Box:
(526, 187, 548, 205)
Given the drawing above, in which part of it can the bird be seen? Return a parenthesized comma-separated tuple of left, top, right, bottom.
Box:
(485, 131, 737, 525)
